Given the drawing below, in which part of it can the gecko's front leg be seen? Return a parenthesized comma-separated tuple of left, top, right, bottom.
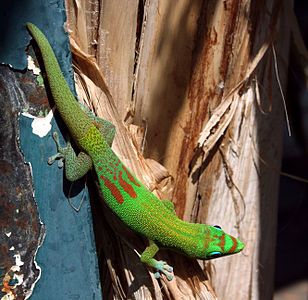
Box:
(48, 131, 92, 181)
(140, 240, 174, 281)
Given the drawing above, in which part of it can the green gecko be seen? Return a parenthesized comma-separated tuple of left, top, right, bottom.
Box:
(26, 23, 244, 281)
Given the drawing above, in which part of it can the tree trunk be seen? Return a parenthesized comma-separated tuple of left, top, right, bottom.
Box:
(65, 0, 291, 299)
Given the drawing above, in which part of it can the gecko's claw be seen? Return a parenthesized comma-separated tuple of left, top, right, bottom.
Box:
(153, 260, 174, 281)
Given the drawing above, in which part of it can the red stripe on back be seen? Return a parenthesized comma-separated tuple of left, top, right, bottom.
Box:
(119, 171, 137, 198)
(100, 175, 124, 204)
(122, 165, 141, 187)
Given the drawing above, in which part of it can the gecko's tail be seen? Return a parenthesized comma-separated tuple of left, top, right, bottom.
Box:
(26, 23, 92, 141)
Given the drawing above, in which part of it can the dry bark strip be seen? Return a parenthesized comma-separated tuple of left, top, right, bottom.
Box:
(65, 1, 292, 299)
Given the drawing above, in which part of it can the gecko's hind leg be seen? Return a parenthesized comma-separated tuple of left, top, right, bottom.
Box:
(48, 132, 92, 181)
(140, 240, 174, 281)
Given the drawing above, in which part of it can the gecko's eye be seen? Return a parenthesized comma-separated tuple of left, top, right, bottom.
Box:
(207, 251, 222, 259)
(213, 225, 222, 230)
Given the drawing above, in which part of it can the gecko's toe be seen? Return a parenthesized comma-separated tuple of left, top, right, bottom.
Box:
(166, 265, 173, 272)
(52, 131, 59, 140)
(165, 273, 173, 281)
(57, 158, 64, 168)
(47, 153, 64, 166)
(154, 260, 174, 281)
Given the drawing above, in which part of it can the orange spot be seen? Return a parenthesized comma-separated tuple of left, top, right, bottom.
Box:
(119, 171, 137, 198)
(122, 165, 140, 187)
(100, 175, 124, 204)
(218, 234, 226, 250)
(228, 236, 238, 253)
(106, 168, 113, 174)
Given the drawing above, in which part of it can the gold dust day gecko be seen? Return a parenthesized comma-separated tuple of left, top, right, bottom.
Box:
(26, 23, 244, 281)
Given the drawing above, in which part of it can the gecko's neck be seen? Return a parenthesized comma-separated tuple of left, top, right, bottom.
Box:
(164, 220, 207, 257)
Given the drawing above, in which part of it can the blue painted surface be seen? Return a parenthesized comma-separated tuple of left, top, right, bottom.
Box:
(0, 0, 102, 298)
(0, 0, 74, 87)
(20, 119, 102, 299)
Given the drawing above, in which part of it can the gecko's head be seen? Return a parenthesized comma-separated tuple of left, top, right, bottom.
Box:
(196, 225, 244, 260)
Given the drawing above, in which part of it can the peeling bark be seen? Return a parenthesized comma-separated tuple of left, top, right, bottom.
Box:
(65, 0, 291, 299)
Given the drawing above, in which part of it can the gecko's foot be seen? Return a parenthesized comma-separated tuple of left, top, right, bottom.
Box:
(47, 131, 67, 167)
(153, 260, 174, 281)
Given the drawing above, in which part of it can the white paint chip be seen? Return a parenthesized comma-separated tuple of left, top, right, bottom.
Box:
(22, 110, 53, 138)
(14, 273, 24, 286)
(11, 254, 24, 272)
(27, 55, 41, 75)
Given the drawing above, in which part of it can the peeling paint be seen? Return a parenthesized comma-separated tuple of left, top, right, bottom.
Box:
(1, 254, 25, 300)
(21, 110, 53, 138)
(23, 260, 42, 300)
(27, 56, 41, 77)
(27, 55, 44, 86)
(23, 223, 45, 300)
(13, 255, 24, 271)
(1, 293, 15, 300)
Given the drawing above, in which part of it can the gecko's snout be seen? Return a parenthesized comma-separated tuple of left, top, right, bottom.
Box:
(234, 237, 245, 253)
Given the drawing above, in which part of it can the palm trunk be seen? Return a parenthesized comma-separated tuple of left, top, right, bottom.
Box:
(65, 0, 291, 299)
